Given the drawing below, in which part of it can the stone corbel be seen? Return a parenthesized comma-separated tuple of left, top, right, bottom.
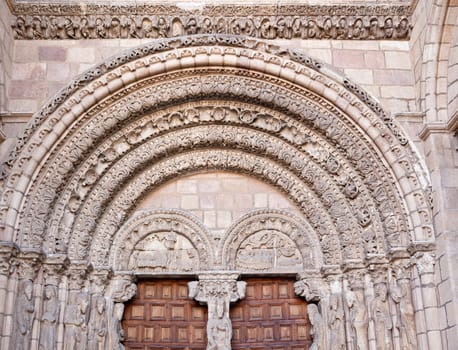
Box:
(188, 271, 246, 350)
(294, 272, 323, 302)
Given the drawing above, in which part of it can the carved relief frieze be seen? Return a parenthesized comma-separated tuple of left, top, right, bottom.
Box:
(109, 209, 212, 271)
(130, 232, 198, 272)
(223, 210, 321, 272)
(11, 3, 412, 41)
(235, 230, 302, 272)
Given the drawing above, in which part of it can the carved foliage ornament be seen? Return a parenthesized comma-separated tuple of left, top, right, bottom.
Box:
(3, 34, 411, 175)
(24, 95, 409, 262)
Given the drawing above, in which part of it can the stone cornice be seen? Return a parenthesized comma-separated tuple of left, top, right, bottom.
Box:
(10, 2, 413, 40)
(418, 112, 458, 140)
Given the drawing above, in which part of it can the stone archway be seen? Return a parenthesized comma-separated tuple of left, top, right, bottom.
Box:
(0, 34, 439, 349)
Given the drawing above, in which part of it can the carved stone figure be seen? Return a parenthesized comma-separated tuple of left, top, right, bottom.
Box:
(40, 285, 59, 350)
(207, 301, 232, 350)
(308, 303, 324, 350)
(391, 279, 416, 350)
(13, 279, 35, 350)
(328, 294, 345, 350)
(109, 303, 125, 350)
(370, 283, 393, 350)
(235, 230, 302, 272)
(88, 296, 107, 350)
(129, 231, 199, 272)
(188, 273, 246, 350)
(64, 291, 90, 350)
(346, 288, 369, 350)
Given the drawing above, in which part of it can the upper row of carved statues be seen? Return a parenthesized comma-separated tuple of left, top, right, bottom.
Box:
(12, 14, 412, 40)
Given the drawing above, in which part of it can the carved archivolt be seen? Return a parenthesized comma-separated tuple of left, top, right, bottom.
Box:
(109, 209, 213, 272)
(10, 4, 412, 40)
(1, 34, 433, 269)
(0, 34, 441, 350)
(222, 210, 322, 272)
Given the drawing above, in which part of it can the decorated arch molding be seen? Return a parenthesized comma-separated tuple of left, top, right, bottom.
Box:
(0, 34, 440, 350)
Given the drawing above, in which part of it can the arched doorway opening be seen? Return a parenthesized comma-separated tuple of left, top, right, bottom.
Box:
(0, 35, 438, 350)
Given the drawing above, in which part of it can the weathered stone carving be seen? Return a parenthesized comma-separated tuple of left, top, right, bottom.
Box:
(64, 291, 90, 350)
(1, 35, 426, 266)
(328, 294, 346, 350)
(370, 282, 393, 350)
(109, 303, 125, 350)
(11, 3, 412, 40)
(224, 210, 321, 271)
(391, 261, 417, 350)
(308, 303, 325, 350)
(129, 231, 199, 272)
(111, 209, 211, 270)
(235, 230, 302, 271)
(188, 272, 246, 350)
(12, 279, 35, 350)
(39, 285, 59, 350)
(88, 296, 107, 350)
(345, 287, 369, 350)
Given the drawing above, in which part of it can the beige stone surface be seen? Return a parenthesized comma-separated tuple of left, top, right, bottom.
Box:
(0, 1, 457, 349)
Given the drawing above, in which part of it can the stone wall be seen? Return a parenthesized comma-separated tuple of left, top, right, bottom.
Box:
(138, 171, 300, 238)
(0, 1, 457, 349)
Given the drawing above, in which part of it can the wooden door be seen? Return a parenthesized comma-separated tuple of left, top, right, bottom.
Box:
(122, 279, 207, 350)
(230, 278, 311, 350)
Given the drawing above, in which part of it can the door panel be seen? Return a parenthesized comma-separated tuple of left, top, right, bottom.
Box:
(122, 278, 311, 350)
(122, 279, 207, 350)
(230, 278, 311, 350)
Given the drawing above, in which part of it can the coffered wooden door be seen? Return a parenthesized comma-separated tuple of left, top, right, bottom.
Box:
(122, 278, 310, 350)
(230, 278, 311, 350)
(122, 279, 207, 350)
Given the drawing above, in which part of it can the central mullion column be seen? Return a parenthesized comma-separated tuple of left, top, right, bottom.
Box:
(188, 272, 246, 350)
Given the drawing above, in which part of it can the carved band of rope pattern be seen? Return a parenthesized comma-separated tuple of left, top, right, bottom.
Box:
(10, 3, 412, 41)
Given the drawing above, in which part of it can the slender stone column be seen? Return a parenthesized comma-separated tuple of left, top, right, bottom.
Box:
(415, 252, 443, 349)
(188, 272, 246, 350)
(0, 243, 18, 344)
(38, 255, 68, 350)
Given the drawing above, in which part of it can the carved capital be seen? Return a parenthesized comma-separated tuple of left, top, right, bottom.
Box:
(392, 258, 412, 281)
(188, 272, 246, 316)
(66, 261, 91, 289)
(110, 273, 137, 302)
(42, 254, 69, 286)
(294, 272, 324, 302)
(14, 249, 43, 280)
(90, 267, 113, 294)
(415, 252, 436, 275)
(0, 242, 18, 275)
(189, 272, 245, 350)
(346, 268, 366, 290)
